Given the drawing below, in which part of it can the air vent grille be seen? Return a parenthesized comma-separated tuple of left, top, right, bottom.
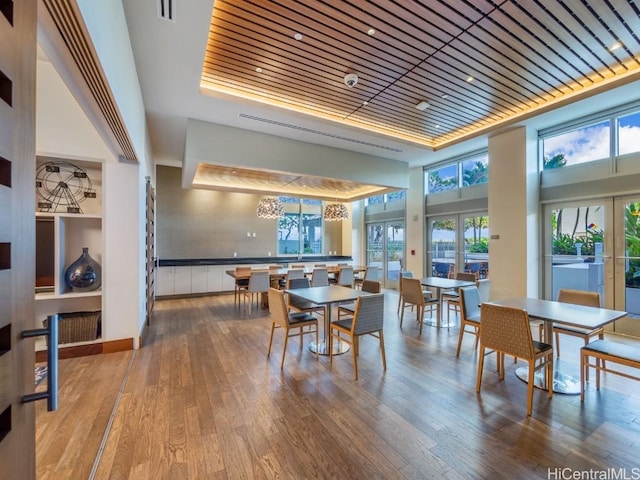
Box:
(238, 114, 403, 153)
(157, 0, 175, 22)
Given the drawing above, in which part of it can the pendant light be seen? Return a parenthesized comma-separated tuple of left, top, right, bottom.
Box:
(256, 196, 285, 219)
(256, 173, 285, 219)
(324, 202, 349, 221)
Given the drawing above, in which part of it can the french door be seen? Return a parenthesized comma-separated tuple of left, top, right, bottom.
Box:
(365, 221, 405, 288)
(426, 212, 489, 279)
(543, 197, 640, 336)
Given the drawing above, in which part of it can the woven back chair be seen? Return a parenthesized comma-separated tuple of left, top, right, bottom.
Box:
(329, 293, 386, 380)
(399, 277, 439, 335)
(242, 271, 270, 315)
(284, 269, 305, 288)
(455, 285, 481, 357)
(310, 268, 329, 287)
(336, 266, 354, 288)
(442, 272, 478, 323)
(267, 288, 318, 369)
(338, 280, 381, 320)
(287, 277, 325, 317)
(396, 271, 413, 315)
(554, 289, 603, 380)
(234, 267, 252, 307)
(355, 265, 379, 289)
(476, 303, 553, 416)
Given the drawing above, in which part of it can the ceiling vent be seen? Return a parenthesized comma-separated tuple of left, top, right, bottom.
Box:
(157, 0, 175, 22)
(239, 114, 403, 153)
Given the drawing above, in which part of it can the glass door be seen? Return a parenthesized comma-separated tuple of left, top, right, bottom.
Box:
(427, 216, 457, 278)
(614, 196, 640, 335)
(462, 213, 490, 278)
(366, 221, 405, 289)
(543, 200, 612, 307)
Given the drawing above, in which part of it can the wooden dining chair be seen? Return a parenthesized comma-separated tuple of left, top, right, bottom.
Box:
(310, 268, 329, 287)
(287, 277, 325, 318)
(354, 265, 379, 289)
(267, 288, 318, 369)
(329, 293, 386, 380)
(455, 285, 481, 357)
(441, 272, 478, 323)
(476, 303, 553, 416)
(399, 277, 439, 335)
(396, 271, 414, 315)
(242, 271, 270, 314)
(338, 280, 381, 320)
(234, 266, 252, 307)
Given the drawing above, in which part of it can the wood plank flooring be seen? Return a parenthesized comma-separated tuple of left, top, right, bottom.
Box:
(37, 291, 640, 479)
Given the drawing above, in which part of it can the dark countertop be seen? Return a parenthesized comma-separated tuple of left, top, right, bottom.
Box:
(158, 256, 353, 267)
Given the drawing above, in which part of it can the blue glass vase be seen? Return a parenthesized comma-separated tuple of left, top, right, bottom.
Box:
(64, 247, 101, 292)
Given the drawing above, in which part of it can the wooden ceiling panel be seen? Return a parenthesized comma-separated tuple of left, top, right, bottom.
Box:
(201, 0, 640, 151)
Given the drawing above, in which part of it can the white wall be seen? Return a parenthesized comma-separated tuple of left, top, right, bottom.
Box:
(405, 166, 425, 276)
(487, 127, 539, 299)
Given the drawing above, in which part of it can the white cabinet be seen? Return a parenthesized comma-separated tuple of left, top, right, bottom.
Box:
(191, 265, 209, 294)
(207, 266, 223, 292)
(157, 266, 192, 295)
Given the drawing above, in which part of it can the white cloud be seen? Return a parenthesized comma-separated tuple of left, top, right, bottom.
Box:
(619, 125, 640, 155)
(544, 124, 610, 165)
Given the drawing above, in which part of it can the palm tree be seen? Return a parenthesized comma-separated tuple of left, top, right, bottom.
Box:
(544, 153, 567, 170)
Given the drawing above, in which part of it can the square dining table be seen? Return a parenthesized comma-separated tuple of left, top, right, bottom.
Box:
(487, 297, 627, 394)
(285, 285, 373, 355)
(420, 277, 477, 328)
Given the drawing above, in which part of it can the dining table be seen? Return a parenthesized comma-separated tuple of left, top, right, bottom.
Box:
(225, 265, 367, 281)
(487, 297, 627, 394)
(420, 277, 477, 328)
(285, 285, 374, 355)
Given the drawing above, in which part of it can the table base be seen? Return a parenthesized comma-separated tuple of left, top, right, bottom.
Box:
(423, 318, 455, 328)
(309, 340, 350, 356)
(514, 366, 580, 395)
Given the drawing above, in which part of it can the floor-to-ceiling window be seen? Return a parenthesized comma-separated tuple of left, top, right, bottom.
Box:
(540, 101, 640, 335)
(277, 197, 323, 255)
(425, 150, 489, 279)
(364, 192, 406, 288)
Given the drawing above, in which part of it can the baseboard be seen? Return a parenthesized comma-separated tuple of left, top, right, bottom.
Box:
(35, 337, 135, 362)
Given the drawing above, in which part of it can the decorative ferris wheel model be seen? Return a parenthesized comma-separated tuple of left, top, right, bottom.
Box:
(36, 161, 96, 213)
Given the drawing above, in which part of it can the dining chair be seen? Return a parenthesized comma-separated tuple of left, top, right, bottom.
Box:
(284, 269, 305, 289)
(336, 266, 354, 288)
(338, 280, 381, 320)
(455, 285, 481, 357)
(267, 288, 318, 369)
(354, 265, 379, 289)
(329, 293, 386, 380)
(399, 277, 439, 335)
(234, 266, 252, 307)
(554, 289, 603, 380)
(310, 267, 329, 287)
(433, 262, 453, 278)
(287, 277, 325, 318)
(441, 272, 478, 323)
(242, 270, 270, 314)
(396, 271, 414, 315)
(476, 303, 553, 416)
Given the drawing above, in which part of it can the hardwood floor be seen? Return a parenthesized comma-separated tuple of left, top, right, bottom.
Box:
(37, 291, 640, 479)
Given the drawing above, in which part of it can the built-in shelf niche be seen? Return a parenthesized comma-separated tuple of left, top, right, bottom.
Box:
(0, 157, 9, 187)
(0, 68, 11, 107)
(0, 0, 12, 26)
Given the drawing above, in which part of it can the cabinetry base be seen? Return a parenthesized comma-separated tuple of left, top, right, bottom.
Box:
(35, 337, 134, 361)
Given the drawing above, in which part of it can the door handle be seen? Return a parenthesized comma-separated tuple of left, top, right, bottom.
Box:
(21, 314, 59, 411)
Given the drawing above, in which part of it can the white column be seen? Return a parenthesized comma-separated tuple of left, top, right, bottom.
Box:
(488, 127, 539, 300)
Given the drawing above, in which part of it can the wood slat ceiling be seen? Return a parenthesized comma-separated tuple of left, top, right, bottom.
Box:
(201, 0, 640, 149)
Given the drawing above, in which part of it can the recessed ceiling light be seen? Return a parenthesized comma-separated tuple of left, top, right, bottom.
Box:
(436, 125, 441, 129)
(415, 100, 430, 111)
(293, 32, 303, 41)
(441, 93, 449, 99)
(466, 75, 475, 83)
(609, 41, 623, 51)
(363, 101, 369, 106)
(367, 28, 376, 36)
(255, 67, 263, 73)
